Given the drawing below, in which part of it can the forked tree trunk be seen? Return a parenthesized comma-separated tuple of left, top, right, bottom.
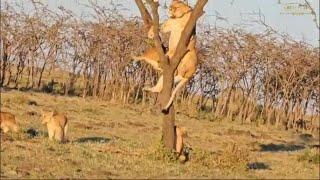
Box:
(135, 0, 207, 150)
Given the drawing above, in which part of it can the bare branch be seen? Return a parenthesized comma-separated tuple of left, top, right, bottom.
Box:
(304, 0, 319, 29)
(171, 0, 207, 69)
(147, 0, 167, 65)
(135, 0, 153, 29)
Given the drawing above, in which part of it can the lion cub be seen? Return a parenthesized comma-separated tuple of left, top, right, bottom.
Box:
(175, 126, 188, 162)
(0, 112, 19, 133)
(41, 110, 68, 142)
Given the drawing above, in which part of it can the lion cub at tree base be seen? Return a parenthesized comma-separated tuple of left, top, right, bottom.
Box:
(42, 111, 68, 143)
(0, 112, 19, 133)
(175, 126, 188, 163)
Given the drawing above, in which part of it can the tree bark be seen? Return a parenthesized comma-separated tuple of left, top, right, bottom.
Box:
(159, 68, 175, 149)
(1, 39, 8, 87)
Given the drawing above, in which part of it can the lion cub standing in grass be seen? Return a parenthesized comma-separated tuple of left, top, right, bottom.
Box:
(41, 111, 68, 142)
(175, 126, 189, 163)
(0, 112, 19, 133)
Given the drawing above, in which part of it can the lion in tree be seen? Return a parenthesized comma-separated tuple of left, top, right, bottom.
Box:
(132, 0, 198, 111)
(134, 0, 206, 158)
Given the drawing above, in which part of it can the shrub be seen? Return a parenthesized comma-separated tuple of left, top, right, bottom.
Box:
(298, 148, 320, 164)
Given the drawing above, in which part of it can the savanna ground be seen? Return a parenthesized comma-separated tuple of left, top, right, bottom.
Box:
(0, 89, 319, 179)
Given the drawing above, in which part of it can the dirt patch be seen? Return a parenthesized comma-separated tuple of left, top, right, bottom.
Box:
(86, 169, 117, 178)
(15, 162, 34, 177)
(226, 129, 253, 137)
(106, 121, 124, 128)
(26, 111, 38, 116)
(73, 122, 96, 130)
(127, 121, 146, 127)
(15, 144, 27, 149)
(0, 134, 14, 142)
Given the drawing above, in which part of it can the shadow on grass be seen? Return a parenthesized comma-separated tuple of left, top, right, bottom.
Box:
(25, 128, 40, 138)
(260, 143, 305, 152)
(247, 162, 271, 170)
(75, 137, 111, 143)
(309, 144, 320, 149)
(1, 86, 80, 98)
(298, 133, 315, 142)
(25, 128, 48, 137)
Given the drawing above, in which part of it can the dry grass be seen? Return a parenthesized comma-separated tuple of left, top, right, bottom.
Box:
(0, 90, 319, 179)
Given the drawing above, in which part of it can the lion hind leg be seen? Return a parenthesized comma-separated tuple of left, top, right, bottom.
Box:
(54, 127, 63, 142)
(174, 75, 183, 84)
(144, 58, 162, 72)
(62, 123, 68, 143)
(175, 127, 184, 154)
(163, 77, 188, 112)
(132, 55, 162, 72)
(143, 75, 163, 93)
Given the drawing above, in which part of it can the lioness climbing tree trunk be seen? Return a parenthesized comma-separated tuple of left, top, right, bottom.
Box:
(135, 0, 207, 150)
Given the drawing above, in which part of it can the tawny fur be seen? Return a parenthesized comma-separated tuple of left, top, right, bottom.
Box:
(175, 126, 187, 156)
(133, 0, 197, 111)
(132, 47, 162, 72)
(133, 0, 193, 65)
(0, 112, 19, 133)
(162, 0, 193, 58)
(147, 25, 155, 39)
(41, 111, 68, 142)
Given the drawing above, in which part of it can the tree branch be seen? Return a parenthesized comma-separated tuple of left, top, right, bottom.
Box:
(147, 0, 168, 67)
(135, 0, 153, 29)
(304, 0, 319, 30)
(171, 0, 208, 69)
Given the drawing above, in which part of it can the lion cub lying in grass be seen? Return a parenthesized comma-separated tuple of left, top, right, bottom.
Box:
(41, 110, 68, 143)
(0, 112, 19, 133)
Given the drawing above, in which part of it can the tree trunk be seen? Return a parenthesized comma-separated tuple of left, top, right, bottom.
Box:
(220, 84, 234, 116)
(1, 45, 8, 87)
(82, 62, 89, 98)
(28, 59, 35, 89)
(37, 60, 47, 89)
(5, 64, 12, 86)
(92, 59, 100, 97)
(159, 69, 175, 149)
(14, 56, 23, 88)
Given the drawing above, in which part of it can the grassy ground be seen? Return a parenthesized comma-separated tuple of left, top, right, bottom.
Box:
(1, 90, 319, 179)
